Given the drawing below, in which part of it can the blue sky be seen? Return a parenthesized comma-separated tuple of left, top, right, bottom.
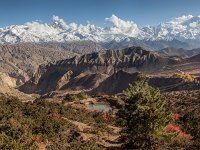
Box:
(1, 0, 200, 27)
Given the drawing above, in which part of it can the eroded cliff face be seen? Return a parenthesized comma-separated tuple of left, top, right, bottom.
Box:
(20, 46, 178, 94)
(0, 72, 16, 89)
(0, 72, 38, 100)
(0, 43, 76, 85)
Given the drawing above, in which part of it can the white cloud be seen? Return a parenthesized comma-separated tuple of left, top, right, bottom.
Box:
(52, 15, 68, 29)
(105, 14, 138, 28)
(172, 15, 193, 23)
(105, 14, 142, 37)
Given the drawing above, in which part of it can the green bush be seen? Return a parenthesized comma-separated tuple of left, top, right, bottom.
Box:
(69, 140, 105, 150)
(0, 96, 110, 149)
(0, 133, 23, 150)
(181, 110, 200, 148)
(77, 92, 87, 100)
(64, 94, 77, 102)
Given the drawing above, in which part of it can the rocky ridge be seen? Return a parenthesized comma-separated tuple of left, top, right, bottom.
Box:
(0, 43, 76, 85)
(20, 46, 179, 94)
(158, 47, 200, 58)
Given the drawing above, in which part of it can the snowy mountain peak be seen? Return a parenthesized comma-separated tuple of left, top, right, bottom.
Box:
(1, 14, 200, 44)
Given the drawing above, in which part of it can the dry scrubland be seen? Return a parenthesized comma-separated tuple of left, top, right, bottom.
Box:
(0, 77, 200, 150)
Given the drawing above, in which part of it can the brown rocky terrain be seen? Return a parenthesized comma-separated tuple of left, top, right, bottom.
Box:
(0, 72, 37, 100)
(0, 43, 76, 85)
(184, 53, 200, 62)
(20, 46, 178, 94)
(19, 46, 200, 95)
(157, 47, 200, 58)
(0, 43, 198, 97)
(38, 40, 105, 54)
(1, 43, 200, 150)
(0, 72, 16, 93)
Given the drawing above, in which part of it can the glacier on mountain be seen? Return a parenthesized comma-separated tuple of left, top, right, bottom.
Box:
(1, 14, 200, 44)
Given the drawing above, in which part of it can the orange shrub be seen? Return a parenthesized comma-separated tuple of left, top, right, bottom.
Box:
(165, 124, 181, 133)
(173, 113, 181, 121)
(178, 132, 192, 140)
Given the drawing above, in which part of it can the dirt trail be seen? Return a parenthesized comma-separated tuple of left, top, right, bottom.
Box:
(62, 117, 121, 148)
(62, 117, 91, 131)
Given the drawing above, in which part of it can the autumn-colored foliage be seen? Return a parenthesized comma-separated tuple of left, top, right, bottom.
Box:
(32, 135, 42, 143)
(173, 113, 181, 121)
(180, 109, 200, 148)
(0, 97, 106, 150)
(101, 112, 109, 123)
(172, 72, 197, 83)
(165, 124, 181, 133)
(165, 123, 192, 140)
(177, 132, 192, 140)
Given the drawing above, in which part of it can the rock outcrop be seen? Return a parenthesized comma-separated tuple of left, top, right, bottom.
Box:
(157, 47, 200, 58)
(0, 72, 36, 100)
(0, 72, 16, 90)
(20, 46, 179, 94)
(0, 43, 76, 85)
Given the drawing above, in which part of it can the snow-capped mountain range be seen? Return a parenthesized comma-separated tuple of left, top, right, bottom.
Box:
(1, 14, 200, 44)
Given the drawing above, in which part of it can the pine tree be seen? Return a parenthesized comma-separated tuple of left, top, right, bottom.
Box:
(117, 80, 171, 149)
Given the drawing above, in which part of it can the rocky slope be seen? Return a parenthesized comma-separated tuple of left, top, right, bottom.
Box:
(102, 39, 199, 51)
(0, 72, 36, 100)
(0, 72, 16, 90)
(0, 43, 76, 85)
(19, 46, 180, 94)
(38, 41, 104, 54)
(158, 47, 200, 58)
(184, 53, 200, 62)
(91, 71, 140, 94)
